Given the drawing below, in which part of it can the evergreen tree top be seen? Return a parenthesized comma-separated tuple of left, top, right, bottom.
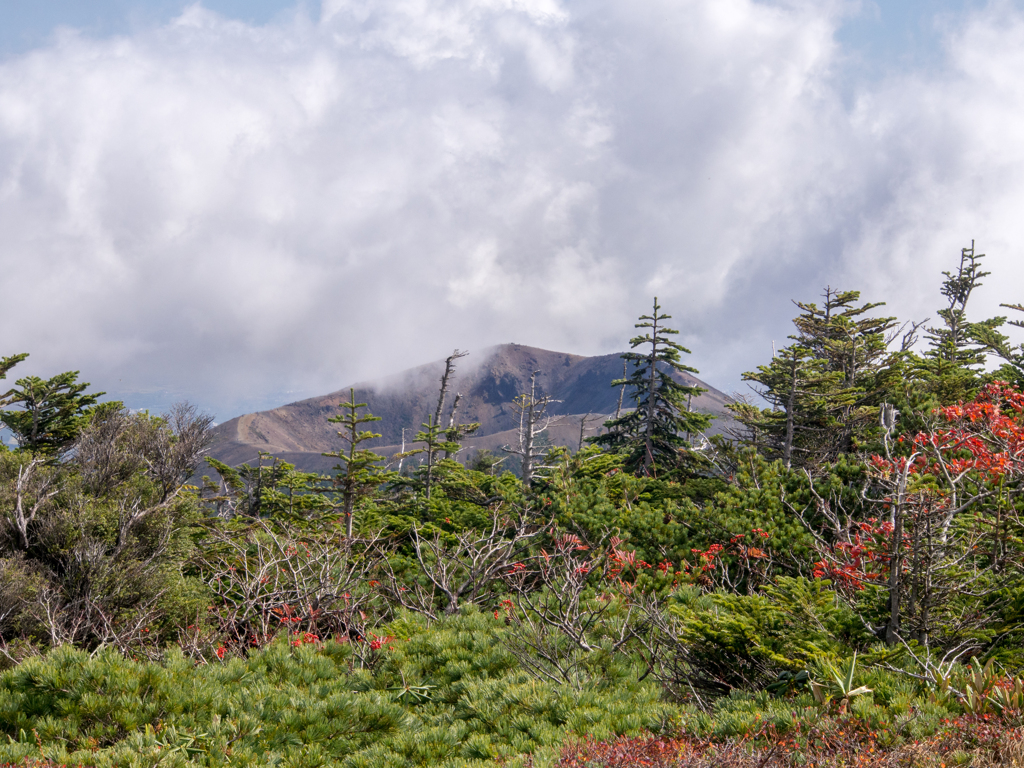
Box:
(924, 241, 990, 369)
(593, 297, 711, 477)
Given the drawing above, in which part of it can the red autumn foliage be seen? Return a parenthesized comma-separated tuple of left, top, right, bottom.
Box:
(871, 381, 1024, 486)
(811, 519, 892, 591)
(812, 382, 1024, 600)
(557, 716, 1024, 768)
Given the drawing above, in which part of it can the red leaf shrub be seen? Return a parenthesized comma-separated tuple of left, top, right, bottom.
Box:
(558, 716, 1024, 767)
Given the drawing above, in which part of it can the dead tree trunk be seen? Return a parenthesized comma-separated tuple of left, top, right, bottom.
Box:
(503, 372, 560, 486)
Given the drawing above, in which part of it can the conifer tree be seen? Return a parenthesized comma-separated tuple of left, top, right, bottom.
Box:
(974, 301, 1024, 386)
(398, 415, 462, 501)
(592, 298, 711, 477)
(204, 453, 332, 521)
(925, 242, 989, 365)
(0, 369, 102, 456)
(916, 241, 996, 404)
(0, 353, 26, 384)
(729, 343, 836, 467)
(0, 354, 26, 452)
(732, 288, 899, 469)
(791, 288, 896, 390)
(324, 389, 393, 537)
(397, 350, 479, 501)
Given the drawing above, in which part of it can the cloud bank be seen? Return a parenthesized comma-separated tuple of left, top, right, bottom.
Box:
(1, 0, 1024, 418)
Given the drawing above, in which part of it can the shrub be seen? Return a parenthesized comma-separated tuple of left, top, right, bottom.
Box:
(557, 716, 1024, 768)
(0, 610, 673, 767)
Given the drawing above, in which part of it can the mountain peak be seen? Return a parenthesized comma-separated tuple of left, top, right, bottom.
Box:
(206, 344, 733, 472)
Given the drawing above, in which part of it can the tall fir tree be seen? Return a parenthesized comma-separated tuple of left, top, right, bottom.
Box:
(731, 288, 900, 469)
(728, 343, 837, 468)
(974, 300, 1024, 387)
(915, 241, 996, 404)
(940, 243, 1024, 391)
(592, 297, 711, 477)
(324, 389, 394, 537)
(791, 288, 896, 390)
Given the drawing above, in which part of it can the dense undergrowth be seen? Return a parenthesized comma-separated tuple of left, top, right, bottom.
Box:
(1, 608, 1022, 767)
(0, 610, 669, 767)
(1, 610, 1021, 766)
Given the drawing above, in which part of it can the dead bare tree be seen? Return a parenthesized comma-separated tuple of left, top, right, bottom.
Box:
(194, 519, 392, 652)
(73, 407, 150, 495)
(73, 403, 214, 546)
(75, 402, 212, 504)
(444, 392, 462, 460)
(26, 518, 177, 657)
(500, 533, 642, 690)
(435, 349, 469, 427)
(3, 456, 60, 551)
(503, 372, 561, 485)
(0, 402, 215, 657)
(615, 360, 627, 420)
(401, 349, 477, 499)
(379, 503, 548, 619)
(149, 402, 215, 501)
(577, 413, 597, 452)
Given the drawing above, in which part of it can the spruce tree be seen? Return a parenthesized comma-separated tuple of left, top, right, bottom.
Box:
(204, 452, 333, 522)
(729, 343, 837, 467)
(791, 288, 896, 390)
(398, 415, 462, 501)
(974, 301, 1024, 386)
(944, 243, 1024, 389)
(916, 241, 995, 404)
(592, 297, 711, 477)
(731, 288, 899, 469)
(925, 242, 989, 365)
(324, 389, 393, 537)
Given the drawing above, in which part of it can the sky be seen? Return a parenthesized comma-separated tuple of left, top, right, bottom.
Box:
(2, 0, 1024, 422)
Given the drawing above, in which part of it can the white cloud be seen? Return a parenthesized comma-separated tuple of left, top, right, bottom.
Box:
(1, 0, 1024, 418)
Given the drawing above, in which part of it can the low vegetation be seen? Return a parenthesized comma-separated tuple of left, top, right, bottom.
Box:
(2, 242, 1024, 765)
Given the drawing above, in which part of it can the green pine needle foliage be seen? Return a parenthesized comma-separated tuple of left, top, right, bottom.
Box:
(0, 610, 673, 768)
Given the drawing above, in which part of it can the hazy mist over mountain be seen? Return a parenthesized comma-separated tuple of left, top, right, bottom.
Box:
(206, 343, 734, 472)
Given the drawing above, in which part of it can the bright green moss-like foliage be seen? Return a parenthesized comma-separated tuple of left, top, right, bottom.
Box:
(0, 610, 673, 767)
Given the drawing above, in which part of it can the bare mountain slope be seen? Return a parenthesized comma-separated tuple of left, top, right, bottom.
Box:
(207, 344, 733, 472)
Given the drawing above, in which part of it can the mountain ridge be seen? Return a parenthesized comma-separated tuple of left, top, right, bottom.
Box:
(206, 343, 734, 472)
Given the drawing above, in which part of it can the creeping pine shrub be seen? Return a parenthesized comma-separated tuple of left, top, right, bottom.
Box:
(662, 577, 870, 698)
(0, 609, 673, 767)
